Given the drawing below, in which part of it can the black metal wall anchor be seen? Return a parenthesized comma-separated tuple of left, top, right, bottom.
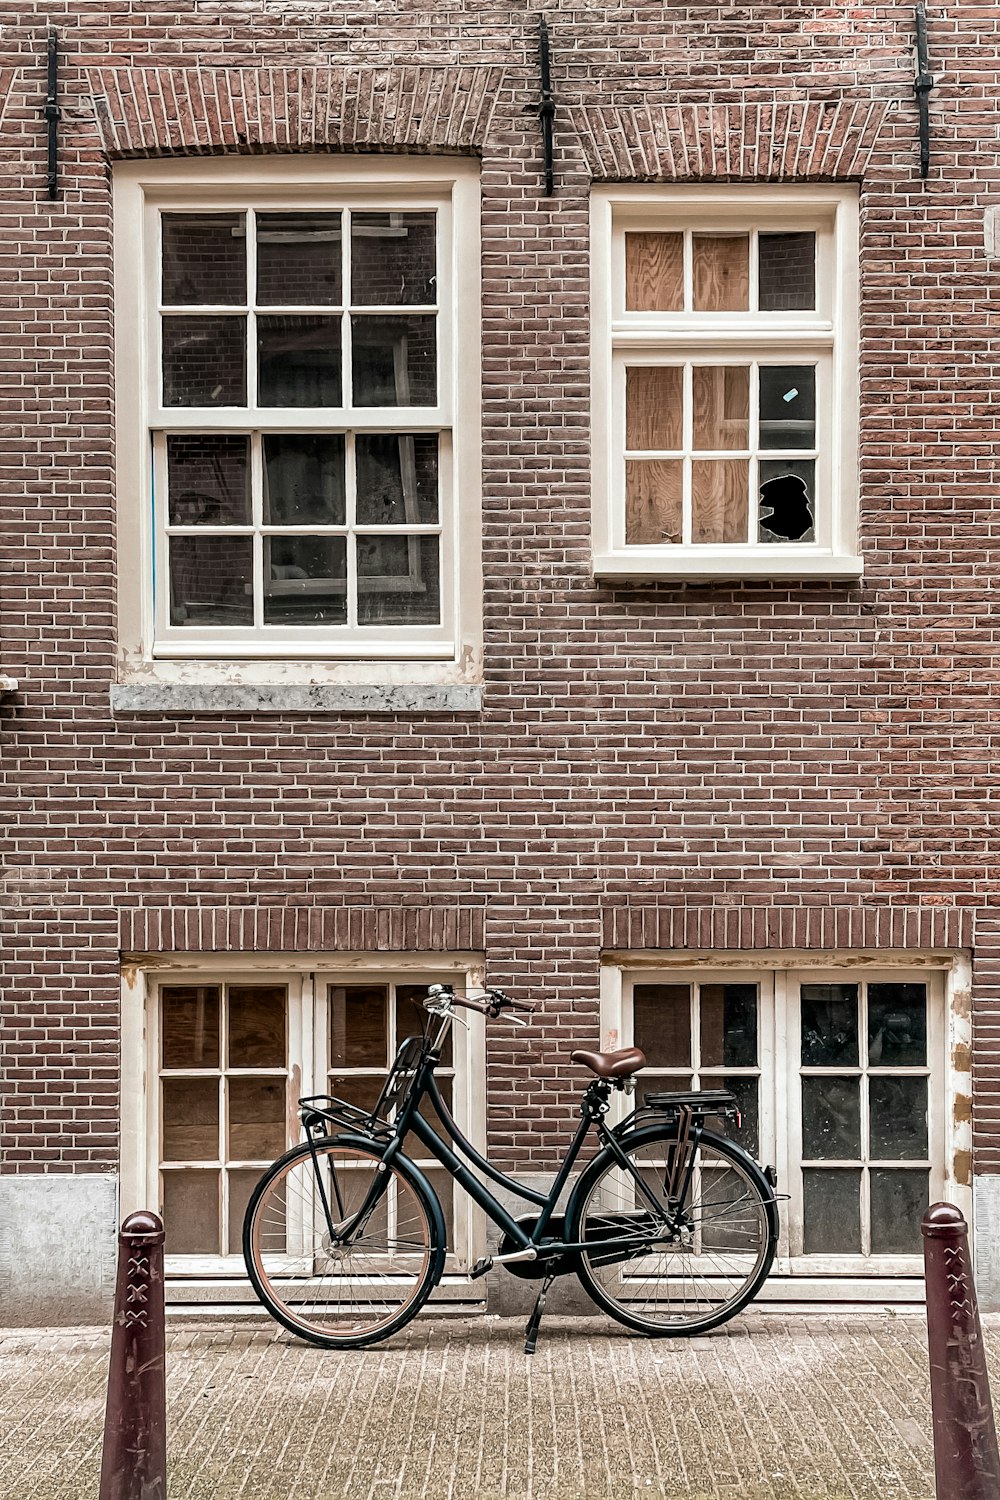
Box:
(914, 2, 934, 180)
(43, 30, 60, 199)
(538, 16, 555, 196)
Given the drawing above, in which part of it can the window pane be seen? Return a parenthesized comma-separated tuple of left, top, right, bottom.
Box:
(330, 985, 388, 1068)
(396, 984, 452, 1065)
(759, 366, 816, 450)
(262, 435, 346, 525)
(162, 1078, 219, 1162)
(161, 986, 220, 1068)
(228, 1169, 268, 1255)
(758, 233, 815, 312)
(162, 213, 246, 306)
(633, 985, 691, 1068)
(625, 232, 683, 312)
(869, 1077, 928, 1160)
(801, 985, 859, 1066)
(868, 984, 927, 1066)
(356, 435, 439, 525)
(758, 460, 815, 544)
(167, 434, 250, 526)
(229, 1078, 286, 1160)
(700, 1073, 759, 1156)
(257, 316, 342, 407)
(692, 366, 749, 451)
(692, 234, 749, 312)
(169, 535, 253, 627)
(625, 460, 682, 545)
(162, 1170, 220, 1255)
(870, 1170, 928, 1254)
(802, 1169, 861, 1254)
(351, 212, 437, 306)
(263, 537, 347, 626)
(356, 536, 440, 625)
(256, 211, 342, 307)
(228, 985, 286, 1068)
(625, 367, 683, 451)
(352, 315, 437, 406)
(329, 1075, 386, 1115)
(162, 316, 246, 407)
(691, 460, 748, 544)
(700, 984, 757, 1068)
(801, 1077, 861, 1160)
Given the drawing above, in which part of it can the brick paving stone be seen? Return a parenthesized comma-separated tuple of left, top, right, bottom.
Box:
(0, 1311, 987, 1499)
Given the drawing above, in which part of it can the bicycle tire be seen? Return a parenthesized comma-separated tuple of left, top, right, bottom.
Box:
(568, 1123, 778, 1337)
(243, 1135, 446, 1349)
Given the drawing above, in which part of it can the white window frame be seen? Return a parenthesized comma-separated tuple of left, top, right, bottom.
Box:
(121, 955, 487, 1297)
(113, 157, 482, 683)
(590, 185, 862, 582)
(601, 950, 972, 1302)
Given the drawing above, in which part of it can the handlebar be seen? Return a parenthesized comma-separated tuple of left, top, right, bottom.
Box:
(426, 984, 535, 1022)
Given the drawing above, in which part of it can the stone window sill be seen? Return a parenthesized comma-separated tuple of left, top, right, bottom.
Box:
(110, 683, 482, 715)
(593, 551, 864, 584)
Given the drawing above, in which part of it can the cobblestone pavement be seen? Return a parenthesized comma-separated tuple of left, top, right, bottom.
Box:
(0, 1309, 982, 1499)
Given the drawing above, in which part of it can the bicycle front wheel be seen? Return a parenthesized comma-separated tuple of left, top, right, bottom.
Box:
(570, 1125, 778, 1336)
(243, 1138, 445, 1349)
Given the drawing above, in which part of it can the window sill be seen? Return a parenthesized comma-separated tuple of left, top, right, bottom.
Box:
(111, 682, 482, 715)
(592, 550, 864, 584)
(0, 675, 18, 695)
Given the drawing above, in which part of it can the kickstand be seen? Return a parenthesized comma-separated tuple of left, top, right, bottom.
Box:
(523, 1272, 556, 1356)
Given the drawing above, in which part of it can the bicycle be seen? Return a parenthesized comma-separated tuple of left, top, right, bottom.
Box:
(243, 983, 781, 1354)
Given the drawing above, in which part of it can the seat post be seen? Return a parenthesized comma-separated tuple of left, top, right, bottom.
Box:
(581, 1078, 612, 1120)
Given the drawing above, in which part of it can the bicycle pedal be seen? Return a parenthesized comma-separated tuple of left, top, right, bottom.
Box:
(469, 1256, 493, 1281)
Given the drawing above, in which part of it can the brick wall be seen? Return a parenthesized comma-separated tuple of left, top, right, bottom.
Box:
(3, 3, 1000, 1178)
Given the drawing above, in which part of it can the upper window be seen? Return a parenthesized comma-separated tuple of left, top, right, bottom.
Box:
(114, 159, 481, 666)
(590, 186, 861, 581)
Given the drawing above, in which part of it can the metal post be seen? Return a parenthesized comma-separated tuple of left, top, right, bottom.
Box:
(922, 1202, 1000, 1500)
(99, 1211, 167, 1500)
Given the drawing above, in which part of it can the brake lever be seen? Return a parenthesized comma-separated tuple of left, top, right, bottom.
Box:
(507, 1012, 529, 1028)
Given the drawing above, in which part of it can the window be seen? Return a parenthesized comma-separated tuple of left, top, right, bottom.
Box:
(114, 159, 481, 673)
(591, 187, 861, 581)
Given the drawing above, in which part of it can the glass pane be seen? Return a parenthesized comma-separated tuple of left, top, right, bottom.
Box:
(625, 460, 682, 545)
(802, 1169, 861, 1254)
(868, 984, 927, 1066)
(356, 435, 438, 525)
(228, 985, 286, 1068)
(692, 234, 749, 312)
(758, 460, 815, 543)
(161, 986, 220, 1068)
(162, 1078, 219, 1162)
(692, 366, 749, 451)
(869, 1077, 928, 1160)
(257, 316, 341, 407)
(625, 232, 683, 312)
(625, 367, 683, 451)
(801, 984, 859, 1066)
(330, 985, 388, 1068)
(162, 213, 246, 306)
(801, 1076, 861, 1160)
(162, 1170, 220, 1255)
(356, 536, 440, 626)
(329, 1075, 386, 1115)
(759, 366, 816, 450)
(162, 316, 246, 407)
(228, 1168, 267, 1255)
(691, 460, 748, 544)
(256, 211, 342, 307)
(262, 435, 346, 525)
(700, 984, 757, 1068)
(700, 1073, 759, 1156)
(229, 1077, 286, 1160)
(263, 536, 347, 626)
(351, 212, 437, 306)
(632, 985, 691, 1068)
(166, 434, 250, 526)
(395, 984, 452, 1066)
(169, 535, 253, 627)
(352, 315, 437, 406)
(870, 1170, 928, 1254)
(758, 232, 816, 312)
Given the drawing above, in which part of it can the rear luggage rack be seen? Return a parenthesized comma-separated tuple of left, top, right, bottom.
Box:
(641, 1088, 741, 1124)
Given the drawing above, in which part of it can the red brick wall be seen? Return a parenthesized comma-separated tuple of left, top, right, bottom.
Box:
(2, 4, 999, 1175)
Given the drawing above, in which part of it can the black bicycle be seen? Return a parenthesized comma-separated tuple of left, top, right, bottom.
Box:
(243, 984, 780, 1353)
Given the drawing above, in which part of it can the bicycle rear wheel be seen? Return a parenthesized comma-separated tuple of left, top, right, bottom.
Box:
(243, 1137, 445, 1349)
(570, 1125, 778, 1336)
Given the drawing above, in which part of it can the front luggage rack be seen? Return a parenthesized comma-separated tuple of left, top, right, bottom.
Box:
(299, 1036, 425, 1141)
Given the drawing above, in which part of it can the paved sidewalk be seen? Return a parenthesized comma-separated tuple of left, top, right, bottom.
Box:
(0, 1310, 973, 1499)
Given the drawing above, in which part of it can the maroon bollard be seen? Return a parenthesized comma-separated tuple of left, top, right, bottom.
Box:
(922, 1202, 1000, 1500)
(99, 1211, 167, 1500)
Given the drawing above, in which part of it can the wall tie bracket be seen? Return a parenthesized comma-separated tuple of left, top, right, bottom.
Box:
(538, 16, 555, 196)
(43, 30, 60, 198)
(913, 2, 934, 180)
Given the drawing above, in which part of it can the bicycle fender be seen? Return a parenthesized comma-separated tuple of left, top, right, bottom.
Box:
(314, 1131, 450, 1274)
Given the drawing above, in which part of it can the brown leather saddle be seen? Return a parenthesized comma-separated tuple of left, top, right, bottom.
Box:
(570, 1046, 646, 1079)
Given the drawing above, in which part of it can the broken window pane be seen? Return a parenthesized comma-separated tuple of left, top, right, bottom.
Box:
(758, 232, 816, 312)
(162, 213, 246, 306)
(256, 211, 342, 307)
(691, 460, 748, 543)
(633, 984, 692, 1068)
(758, 460, 815, 543)
(625, 367, 683, 451)
(759, 366, 816, 450)
(870, 1170, 928, 1254)
(802, 1169, 861, 1254)
(692, 234, 749, 312)
(801, 984, 859, 1066)
(867, 984, 927, 1066)
(869, 1077, 928, 1160)
(692, 366, 749, 451)
(167, 434, 251, 527)
(625, 232, 684, 312)
(801, 1076, 861, 1160)
(625, 460, 682, 544)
